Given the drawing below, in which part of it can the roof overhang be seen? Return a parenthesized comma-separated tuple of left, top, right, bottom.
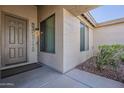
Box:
(83, 12, 97, 27)
(83, 11, 124, 28)
(62, 5, 98, 16)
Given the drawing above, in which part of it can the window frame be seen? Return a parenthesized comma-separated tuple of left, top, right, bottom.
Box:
(85, 25, 89, 51)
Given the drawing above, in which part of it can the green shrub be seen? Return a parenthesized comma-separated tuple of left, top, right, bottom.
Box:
(120, 54, 124, 62)
(96, 44, 124, 71)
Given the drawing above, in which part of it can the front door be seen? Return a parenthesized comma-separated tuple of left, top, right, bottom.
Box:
(3, 14, 27, 66)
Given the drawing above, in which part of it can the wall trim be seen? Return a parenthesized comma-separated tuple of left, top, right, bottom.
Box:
(0, 11, 2, 68)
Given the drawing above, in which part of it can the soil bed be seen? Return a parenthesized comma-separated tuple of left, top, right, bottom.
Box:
(76, 57, 124, 83)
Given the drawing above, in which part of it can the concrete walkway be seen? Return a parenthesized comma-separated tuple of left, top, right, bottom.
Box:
(0, 66, 124, 88)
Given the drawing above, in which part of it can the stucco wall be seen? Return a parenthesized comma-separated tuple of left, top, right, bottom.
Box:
(63, 9, 94, 72)
(38, 6, 64, 72)
(38, 7, 94, 73)
(0, 5, 38, 69)
(94, 23, 124, 55)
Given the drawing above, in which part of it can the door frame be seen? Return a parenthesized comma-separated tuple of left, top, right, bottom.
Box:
(1, 11, 28, 67)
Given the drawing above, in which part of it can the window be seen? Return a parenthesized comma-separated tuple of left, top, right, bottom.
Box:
(80, 23, 85, 51)
(40, 14, 55, 53)
(80, 23, 89, 51)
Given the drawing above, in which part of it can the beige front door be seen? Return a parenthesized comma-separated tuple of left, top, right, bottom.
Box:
(3, 14, 27, 66)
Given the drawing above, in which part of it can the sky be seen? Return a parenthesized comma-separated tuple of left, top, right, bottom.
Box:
(89, 5, 124, 23)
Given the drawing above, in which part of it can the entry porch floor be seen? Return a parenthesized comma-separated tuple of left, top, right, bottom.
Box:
(0, 65, 124, 88)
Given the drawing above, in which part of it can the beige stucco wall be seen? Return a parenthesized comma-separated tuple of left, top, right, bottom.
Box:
(38, 6, 64, 72)
(0, 5, 38, 70)
(38, 6, 94, 73)
(63, 9, 94, 72)
(94, 23, 124, 55)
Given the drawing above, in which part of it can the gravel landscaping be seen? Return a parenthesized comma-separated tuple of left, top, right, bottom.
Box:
(77, 57, 124, 83)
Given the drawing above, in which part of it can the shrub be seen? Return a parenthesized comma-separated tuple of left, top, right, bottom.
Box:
(120, 54, 124, 62)
(96, 44, 124, 71)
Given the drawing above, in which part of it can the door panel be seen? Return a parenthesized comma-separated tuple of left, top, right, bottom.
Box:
(9, 48, 16, 58)
(9, 25, 15, 44)
(4, 15, 27, 66)
(18, 23, 23, 44)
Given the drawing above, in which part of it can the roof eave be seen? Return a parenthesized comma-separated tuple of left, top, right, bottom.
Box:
(83, 12, 124, 28)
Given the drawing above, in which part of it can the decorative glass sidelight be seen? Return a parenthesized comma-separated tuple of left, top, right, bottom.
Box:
(32, 22, 35, 52)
